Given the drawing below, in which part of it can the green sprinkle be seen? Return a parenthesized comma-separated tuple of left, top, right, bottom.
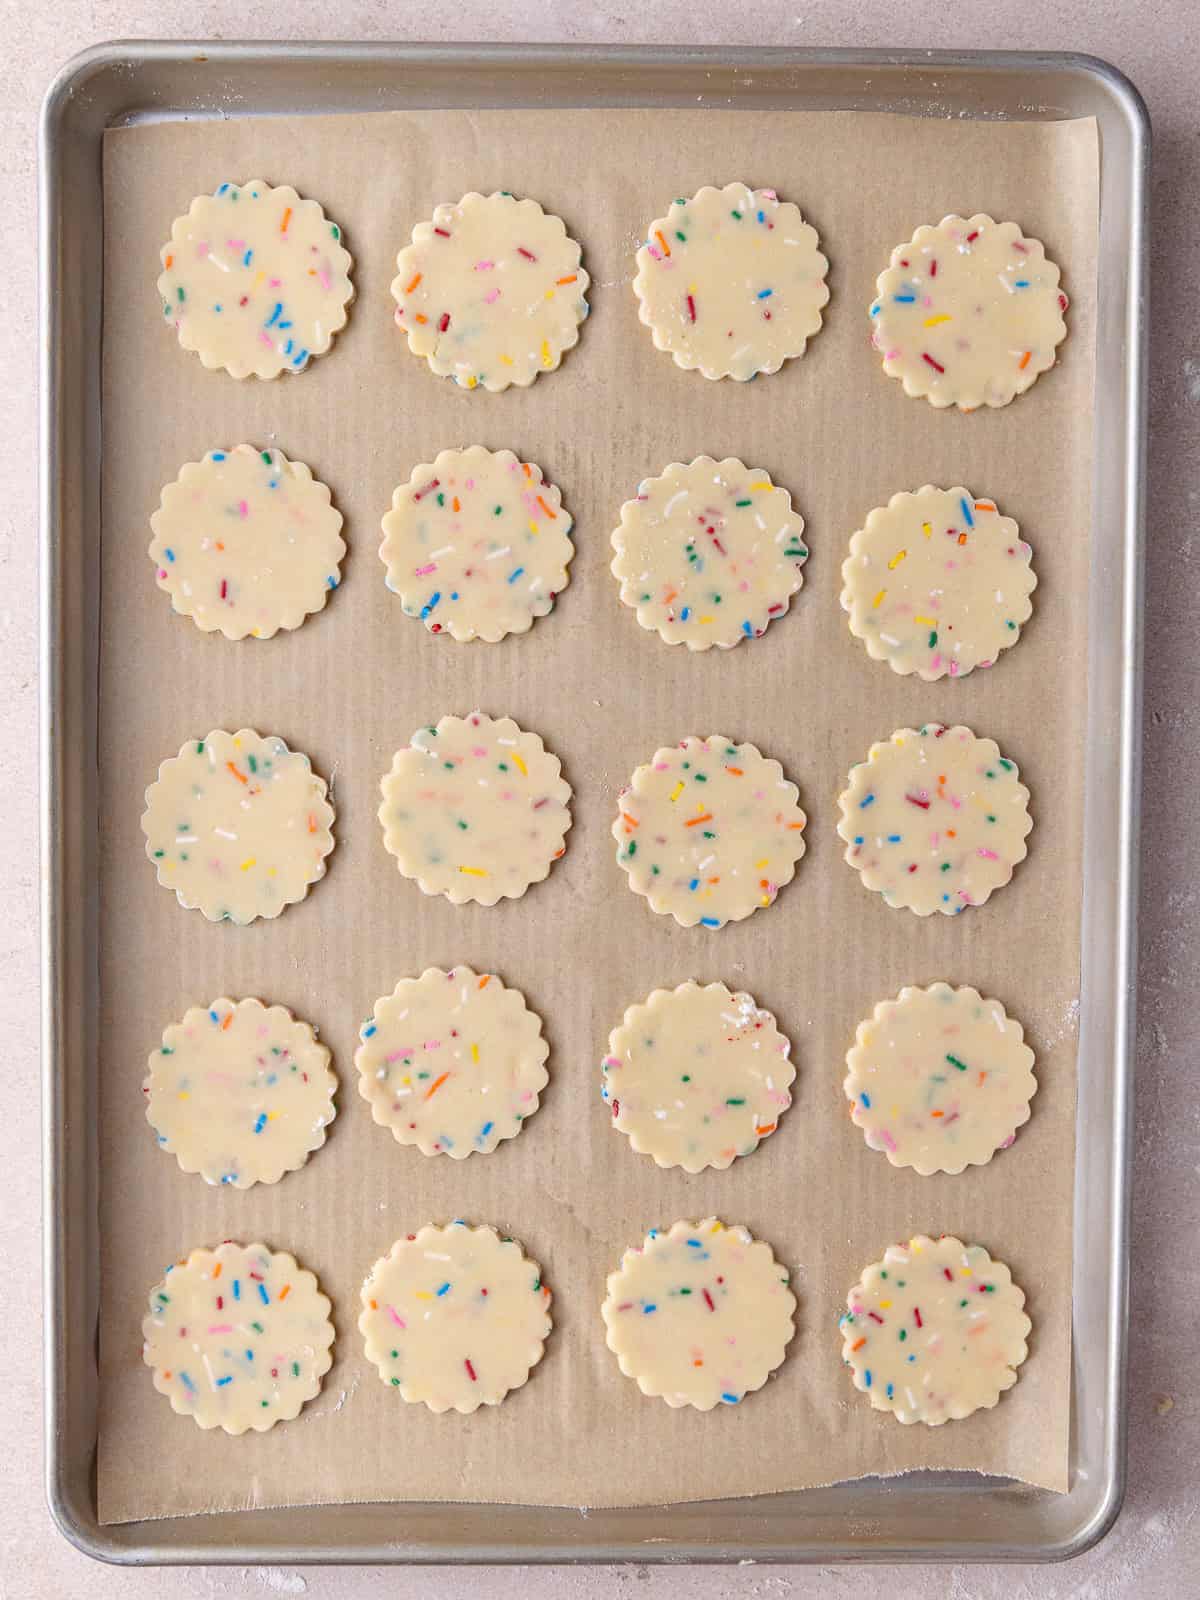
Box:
(675, 230, 687, 242)
(196, 741, 205, 754)
(731, 208, 743, 219)
(390, 1349, 399, 1359)
(176, 286, 185, 303)
(735, 498, 752, 507)
(457, 819, 468, 830)
(941, 862, 951, 871)
(946, 1053, 969, 1072)
(261, 450, 271, 465)
(494, 505, 503, 515)
(726, 1097, 746, 1106)
(695, 772, 708, 783)
(681, 1074, 691, 1082)
(391, 1377, 401, 1386)
(999, 758, 1014, 771)
(160, 1045, 173, 1055)
(928, 631, 938, 648)
(498, 761, 509, 772)
(899, 1328, 907, 1341)
(153, 849, 164, 858)
(247, 754, 257, 773)
(679, 1287, 692, 1295)
(330, 223, 340, 240)
(436, 492, 445, 506)
(291, 1362, 300, 1377)
(625, 840, 637, 858)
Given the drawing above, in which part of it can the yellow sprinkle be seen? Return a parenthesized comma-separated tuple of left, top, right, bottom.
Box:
(879, 1299, 892, 1309)
(414, 1291, 433, 1301)
(923, 313, 952, 327)
(268, 1111, 279, 1121)
(267, 868, 276, 877)
(177, 1090, 189, 1100)
(760, 895, 770, 906)
(888, 549, 907, 570)
(544, 288, 556, 300)
(499, 353, 514, 366)
(912, 1241, 923, 1252)
(233, 737, 242, 749)
(669, 780, 685, 802)
(541, 339, 552, 368)
(698, 614, 714, 623)
(512, 753, 528, 777)
(240, 857, 256, 871)
(872, 588, 886, 609)
(710, 1221, 722, 1233)
(748, 480, 772, 491)
(922, 521, 932, 539)
(960, 1267, 972, 1276)
(465, 375, 478, 389)
(254, 271, 265, 288)
(251, 628, 261, 638)
(470, 1044, 480, 1063)
(528, 520, 540, 536)
(755, 858, 769, 868)
(913, 614, 935, 625)
(401, 1076, 411, 1087)
(458, 866, 488, 877)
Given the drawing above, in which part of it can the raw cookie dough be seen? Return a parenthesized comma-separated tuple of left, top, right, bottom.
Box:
(142, 1241, 334, 1433)
(359, 1222, 552, 1412)
(869, 214, 1068, 410)
(844, 984, 1036, 1175)
(158, 180, 353, 380)
(355, 967, 549, 1158)
(142, 729, 335, 923)
(601, 1218, 796, 1409)
(613, 735, 807, 929)
(633, 183, 829, 381)
(149, 445, 345, 640)
(391, 192, 589, 391)
(839, 1235, 1030, 1425)
(145, 997, 336, 1188)
(610, 457, 807, 650)
(602, 981, 795, 1172)
(380, 447, 573, 641)
(379, 712, 571, 906)
(836, 724, 1031, 916)
(841, 487, 1036, 681)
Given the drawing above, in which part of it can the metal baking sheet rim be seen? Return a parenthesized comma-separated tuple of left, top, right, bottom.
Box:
(38, 42, 1148, 1566)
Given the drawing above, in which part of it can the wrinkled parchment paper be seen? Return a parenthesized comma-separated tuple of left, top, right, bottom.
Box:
(97, 107, 1097, 1522)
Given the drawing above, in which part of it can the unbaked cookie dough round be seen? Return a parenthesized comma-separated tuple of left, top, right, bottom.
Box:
(142, 729, 335, 924)
(844, 984, 1036, 1175)
(869, 214, 1068, 410)
(379, 713, 571, 906)
(841, 487, 1036, 681)
(359, 1222, 552, 1412)
(145, 996, 337, 1187)
(380, 447, 573, 641)
(391, 192, 589, 391)
(158, 180, 354, 380)
(142, 1240, 334, 1433)
(149, 445, 345, 640)
(601, 1218, 796, 1409)
(610, 457, 807, 650)
(839, 1235, 1030, 1425)
(602, 981, 795, 1172)
(633, 183, 829, 381)
(836, 724, 1031, 917)
(355, 966, 549, 1158)
(613, 734, 807, 929)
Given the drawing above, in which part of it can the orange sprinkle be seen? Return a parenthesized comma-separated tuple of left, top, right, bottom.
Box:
(424, 1072, 451, 1100)
(707, 875, 720, 884)
(850, 1336, 867, 1352)
(225, 761, 247, 784)
(685, 812, 713, 827)
(535, 494, 557, 519)
(308, 814, 318, 833)
(279, 1284, 291, 1301)
(786, 822, 804, 830)
(280, 206, 293, 234)
(947, 828, 957, 839)
(404, 272, 422, 293)
(725, 765, 744, 776)
(1018, 350, 1032, 370)
(931, 1110, 945, 1117)
(220, 1011, 233, 1031)
(369, 1298, 378, 1311)
(478, 974, 491, 989)
(621, 811, 639, 829)
(414, 312, 428, 325)
(556, 274, 578, 285)
(452, 496, 461, 513)
(974, 500, 996, 512)
(977, 1070, 988, 1085)
(967, 1323, 989, 1337)
(212, 1263, 222, 1280)
(215, 540, 225, 551)
(655, 229, 671, 257)
(693, 1359, 704, 1367)
(165, 253, 174, 269)
(755, 1124, 776, 1136)
(957, 531, 968, 545)
(663, 587, 678, 604)
(523, 462, 532, 478)
(163, 1370, 172, 1379)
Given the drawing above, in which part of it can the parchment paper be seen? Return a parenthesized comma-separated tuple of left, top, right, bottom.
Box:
(97, 107, 1097, 1523)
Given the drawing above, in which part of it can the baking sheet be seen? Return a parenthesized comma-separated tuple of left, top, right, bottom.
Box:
(96, 106, 1097, 1524)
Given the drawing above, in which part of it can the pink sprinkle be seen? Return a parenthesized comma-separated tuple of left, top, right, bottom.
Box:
(977, 848, 1000, 861)
(207, 1323, 234, 1334)
(881, 1130, 898, 1152)
(646, 245, 663, 261)
(387, 1305, 406, 1328)
(414, 563, 437, 577)
(269, 277, 282, 287)
(238, 499, 249, 518)
(474, 260, 495, 272)
(318, 268, 331, 292)
(259, 332, 273, 347)
(422, 1039, 442, 1051)
(472, 745, 487, 758)
(196, 242, 210, 258)
(603, 1056, 621, 1069)
(484, 288, 501, 304)
(517, 246, 537, 261)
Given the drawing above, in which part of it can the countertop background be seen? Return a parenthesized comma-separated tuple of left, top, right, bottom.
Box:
(3, 3, 1196, 1596)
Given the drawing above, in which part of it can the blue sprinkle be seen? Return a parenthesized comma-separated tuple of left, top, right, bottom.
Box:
(721, 1392, 740, 1404)
(1014, 279, 1030, 288)
(869, 303, 881, 317)
(859, 794, 876, 809)
(943, 893, 951, 903)
(242, 248, 253, 267)
(686, 1239, 702, 1248)
(212, 452, 226, 461)
(421, 592, 442, 619)
(960, 496, 975, 528)
(756, 288, 773, 299)
(700, 916, 720, 928)
(886, 1382, 894, 1398)
(436, 1282, 452, 1297)
(265, 302, 283, 328)
(254, 1113, 267, 1134)
(216, 1375, 233, 1387)
(209, 1009, 219, 1023)
(680, 606, 691, 621)
(741, 620, 753, 637)
(278, 319, 292, 329)
(284, 339, 294, 356)
(756, 210, 765, 222)
(864, 1369, 873, 1387)
(292, 349, 309, 367)
(887, 833, 901, 843)
(257, 1282, 269, 1306)
(854, 835, 863, 845)
(892, 293, 916, 303)
(216, 182, 231, 195)
(362, 1023, 377, 1038)
(440, 1135, 455, 1149)
(908, 1354, 916, 1363)
(327, 575, 338, 589)
(861, 1092, 871, 1108)
(507, 566, 526, 584)
(180, 1371, 196, 1391)
(213, 304, 223, 313)
(643, 1304, 657, 1314)
(164, 548, 175, 562)
(689, 877, 700, 891)
(450, 591, 459, 601)
(479, 1121, 494, 1138)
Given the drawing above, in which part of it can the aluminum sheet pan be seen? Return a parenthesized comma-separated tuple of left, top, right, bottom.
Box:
(39, 42, 1147, 1565)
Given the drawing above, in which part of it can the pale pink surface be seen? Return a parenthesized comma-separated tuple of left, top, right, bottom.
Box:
(7, 3, 1197, 1595)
